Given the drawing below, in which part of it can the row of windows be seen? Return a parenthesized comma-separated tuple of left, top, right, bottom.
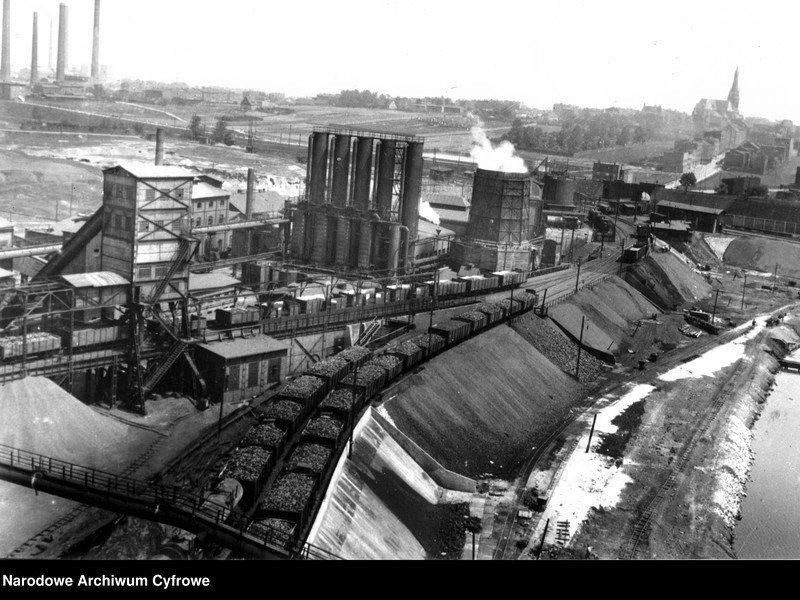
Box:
(136, 265, 171, 279)
(138, 219, 185, 233)
(195, 215, 225, 227)
(195, 200, 223, 209)
(145, 188, 187, 201)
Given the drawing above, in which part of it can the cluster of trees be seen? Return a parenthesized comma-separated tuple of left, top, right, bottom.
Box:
(502, 108, 693, 156)
(331, 89, 393, 109)
(189, 115, 235, 145)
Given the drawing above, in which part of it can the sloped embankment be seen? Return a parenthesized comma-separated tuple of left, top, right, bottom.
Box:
(547, 276, 660, 359)
(624, 250, 713, 309)
(724, 236, 800, 280)
(384, 326, 583, 480)
(308, 409, 471, 560)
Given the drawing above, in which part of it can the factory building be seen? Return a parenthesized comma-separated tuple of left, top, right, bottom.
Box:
(289, 127, 423, 276)
(450, 168, 541, 273)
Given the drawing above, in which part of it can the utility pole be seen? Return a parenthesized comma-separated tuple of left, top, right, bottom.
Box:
(575, 316, 585, 378)
(741, 271, 747, 310)
(772, 262, 778, 293)
(585, 414, 597, 452)
(711, 288, 720, 325)
(575, 258, 582, 293)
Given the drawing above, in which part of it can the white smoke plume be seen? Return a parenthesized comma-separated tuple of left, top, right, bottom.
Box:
(419, 199, 441, 225)
(470, 126, 528, 174)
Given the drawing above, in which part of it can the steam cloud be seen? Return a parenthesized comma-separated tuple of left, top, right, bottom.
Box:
(470, 127, 528, 174)
(419, 200, 441, 225)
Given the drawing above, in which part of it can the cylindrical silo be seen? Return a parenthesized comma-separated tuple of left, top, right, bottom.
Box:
(310, 211, 328, 264)
(543, 175, 576, 208)
(401, 140, 423, 245)
(467, 168, 531, 246)
(387, 224, 402, 275)
(335, 214, 350, 266)
(331, 135, 351, 207)
(374, 140, 396, 215)
(357, 220, 372, 269)
(290, 210, 306, 257)
(352, 137, 374, 211)
(309, 132, 330, 204)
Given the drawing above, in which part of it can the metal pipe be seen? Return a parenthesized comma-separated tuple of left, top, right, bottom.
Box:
(56, 3, 67, 83)
(1, 0, 9, 82)
(155, 128, 165, 166)
(30, 12, 38, 87)
(91, 0, 101, 84)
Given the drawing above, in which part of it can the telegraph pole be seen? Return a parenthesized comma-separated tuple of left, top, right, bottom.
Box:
(575, 258, 582, 293)
(741, 271, 747, 310)
(711, 288, 720, 325)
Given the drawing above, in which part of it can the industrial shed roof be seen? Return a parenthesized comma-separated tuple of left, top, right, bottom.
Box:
(192, 181, 230, 200)
(189, 272, 241, 292)
(109, 163, 196, 180)
(198, 335, 289, 360)
(424, 193, 470, 209)
(430, 207, 470, 223)
(61, 272, 130, 288)
(656, 201, 725, 215)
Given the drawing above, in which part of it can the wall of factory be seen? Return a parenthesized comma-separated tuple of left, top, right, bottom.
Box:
(195, 347, 286, 405)
(100, 170, 137, 280)
(466, 170, 532, 245)
(450, 241, 535, 273)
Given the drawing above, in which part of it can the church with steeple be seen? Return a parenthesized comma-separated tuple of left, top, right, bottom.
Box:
(692, 67, 747, 151)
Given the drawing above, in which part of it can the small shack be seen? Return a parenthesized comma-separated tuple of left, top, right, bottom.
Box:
(196, 334, 289, 404)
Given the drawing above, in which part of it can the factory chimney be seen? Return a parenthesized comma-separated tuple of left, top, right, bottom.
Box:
(1, 0, 10, 82)
(155, 128, 165, 166)
(91, 0, 100, 84)
(246, 168, 256, 219)
(56, 3, 68, 83)
(30, 12, 38, 87)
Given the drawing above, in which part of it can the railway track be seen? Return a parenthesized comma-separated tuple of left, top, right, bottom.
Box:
(617, 350, 753, 559)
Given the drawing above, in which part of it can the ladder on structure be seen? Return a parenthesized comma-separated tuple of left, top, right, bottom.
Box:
(146, 237, 195, 304)
(356, 318, 381, 346)
(142, 339, 188, 394)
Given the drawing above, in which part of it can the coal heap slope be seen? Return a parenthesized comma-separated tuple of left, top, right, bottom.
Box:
(384, 326, 583, 480)
(547, 275, 661, 358)
(724, 236, 800, 280)
(0, 376, 132, 472)
(624, 250, 713, 310)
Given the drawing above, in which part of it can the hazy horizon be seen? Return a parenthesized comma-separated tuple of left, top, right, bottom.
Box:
(3, 0, 798, 123)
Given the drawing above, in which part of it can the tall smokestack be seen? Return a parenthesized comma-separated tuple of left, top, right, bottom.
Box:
(246, 169, 256, 219)
(1, 0, 10, 82)
(91, 0, 100, 83)
(155, 129, 165, 165)
(56, 3, 67, 83)
(30, 12, 38, 87)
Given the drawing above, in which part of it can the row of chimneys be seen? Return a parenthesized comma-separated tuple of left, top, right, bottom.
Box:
(0, 0, 101, 86)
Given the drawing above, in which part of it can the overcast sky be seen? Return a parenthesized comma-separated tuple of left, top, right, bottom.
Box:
(5, 0, 799, 123)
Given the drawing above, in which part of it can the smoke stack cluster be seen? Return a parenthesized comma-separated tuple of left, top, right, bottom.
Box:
(56, 3, 68, 82)
(1, 0, 10, 82)
(155, 129, 165, 166)
(30, 12, 38, 87)
(91, 0, 100, 83)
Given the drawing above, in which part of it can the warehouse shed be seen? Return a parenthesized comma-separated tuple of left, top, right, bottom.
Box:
(196, 335, 289, 404)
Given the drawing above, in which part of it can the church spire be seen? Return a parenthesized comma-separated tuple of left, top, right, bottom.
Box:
(728, 66, 740, 112)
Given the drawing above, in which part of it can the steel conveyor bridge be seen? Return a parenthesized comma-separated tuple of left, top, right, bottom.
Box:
(0, 444, 341, 561)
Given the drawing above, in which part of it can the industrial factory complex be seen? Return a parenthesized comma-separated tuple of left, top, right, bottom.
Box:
(3, 0, 800, 566)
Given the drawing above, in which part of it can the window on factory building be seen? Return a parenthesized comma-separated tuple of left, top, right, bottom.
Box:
(208, 216, 214, 226)
(137, 266, 152, 279)
(154, 266, 169, 278)
(226, 365, 241, 391)
(267, 359, 281, 384)
(247, 362, 260, 389)
(138, 221, 150, 232)
(218, 215, 225, 223)
(209, 201, 214, 208)
(196, 202, 202, 210)
(145, 189, 156, 202)
(195, 217, 202, 227)
(174, 189, 185, 200)
(114, 214, 123, 230)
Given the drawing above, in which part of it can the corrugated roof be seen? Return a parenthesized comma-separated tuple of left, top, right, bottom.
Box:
(192, 181, 230, 200)
(656, 201, 725, 215)
(190, 272, 241, 292)
(228, 191, 287, 216)
(424, 193, 469, 209)
(198, 335, 289, 360)
(109, 163, 195, 180)
(61, 271, 130, 288)
(431, 207, 470, 223)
